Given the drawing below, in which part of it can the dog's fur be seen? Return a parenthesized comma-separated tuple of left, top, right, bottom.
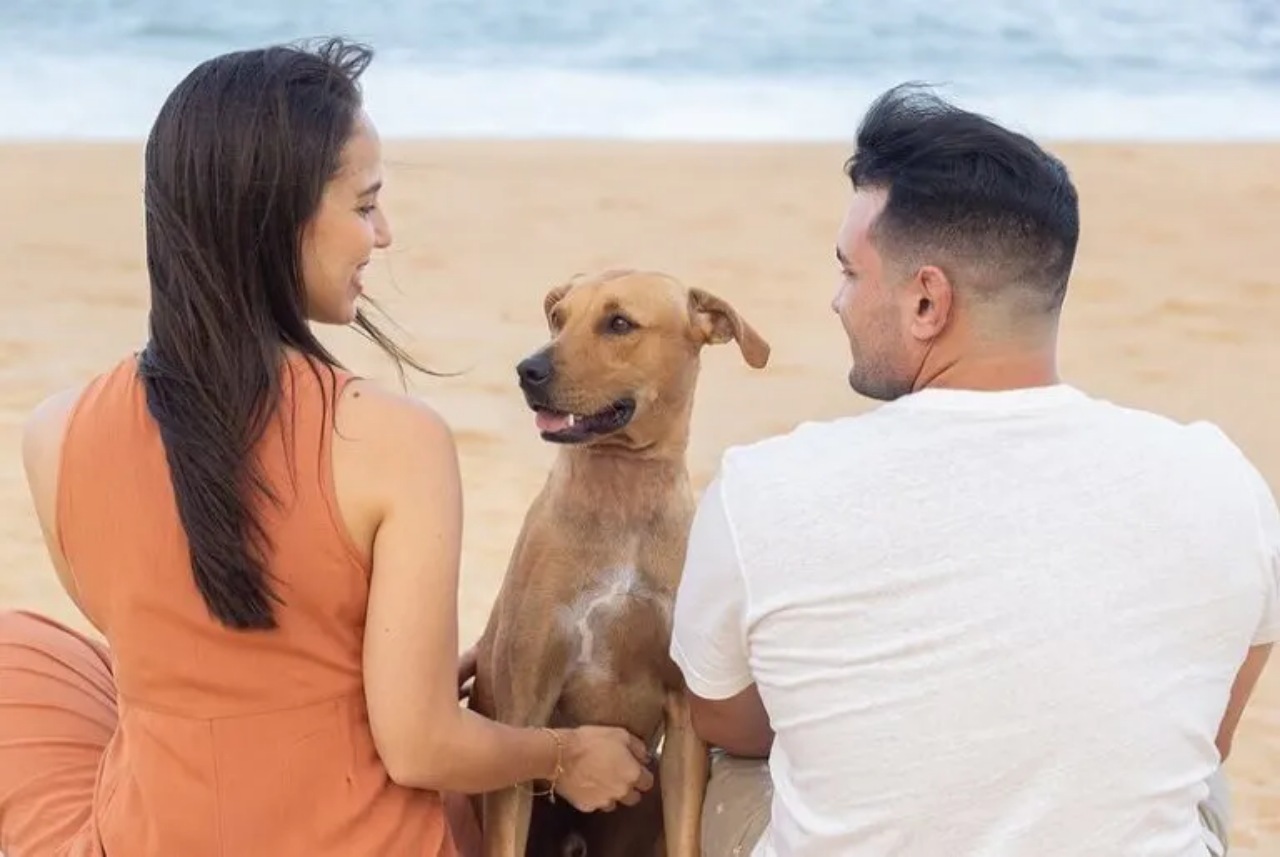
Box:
(469, 269, 770, 856)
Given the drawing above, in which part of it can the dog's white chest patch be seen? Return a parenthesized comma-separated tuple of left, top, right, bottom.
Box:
(559, 565, 667, 682)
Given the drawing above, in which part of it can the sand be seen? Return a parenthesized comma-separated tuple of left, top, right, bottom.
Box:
(1, 139, 1277, 851)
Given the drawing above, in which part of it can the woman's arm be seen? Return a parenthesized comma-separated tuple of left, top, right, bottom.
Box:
(336, 381, 651, 801)
(20, 384, 103, 634)
(354, 387, 561, 791)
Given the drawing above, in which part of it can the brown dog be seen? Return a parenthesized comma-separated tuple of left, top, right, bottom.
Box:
(469, 269, 770, 856)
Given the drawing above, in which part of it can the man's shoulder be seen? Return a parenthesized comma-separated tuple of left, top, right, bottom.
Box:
(717, 393, 1262, 488)
(1087, 397, 1252, 467)
(1069, 394, 1273, 515)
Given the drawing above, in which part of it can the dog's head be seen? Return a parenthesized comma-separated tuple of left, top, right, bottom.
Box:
(515, 268, 770, 449)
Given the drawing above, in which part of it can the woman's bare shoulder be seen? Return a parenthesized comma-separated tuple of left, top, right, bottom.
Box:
(331, 378, 460, 513)
(328, 377, 462, 553)
(335, 377, 455, 452)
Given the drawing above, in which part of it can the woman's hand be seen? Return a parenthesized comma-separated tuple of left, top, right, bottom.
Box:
(553, 726, 655, 812)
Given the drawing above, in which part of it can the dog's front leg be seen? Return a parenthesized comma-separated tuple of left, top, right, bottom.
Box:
(659, 689, 709, 857)
(482, 783, 535, 857)
(480, 630, 570, 857)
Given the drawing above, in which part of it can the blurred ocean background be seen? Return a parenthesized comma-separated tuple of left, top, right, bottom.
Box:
(1, 0, 1279, 140)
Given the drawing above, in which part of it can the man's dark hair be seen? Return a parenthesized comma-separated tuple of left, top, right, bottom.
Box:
(845, 82, 1080, 313)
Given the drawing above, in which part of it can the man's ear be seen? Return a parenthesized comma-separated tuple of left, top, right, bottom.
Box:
(908, 265, 953, 341)
(688, 287, 771, 369)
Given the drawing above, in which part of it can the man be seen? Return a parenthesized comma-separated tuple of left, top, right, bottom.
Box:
(669, 83, 1277, 856)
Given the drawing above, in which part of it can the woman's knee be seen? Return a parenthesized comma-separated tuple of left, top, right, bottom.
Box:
(0, 609, 54, 646)
(0, 609, 114, 696)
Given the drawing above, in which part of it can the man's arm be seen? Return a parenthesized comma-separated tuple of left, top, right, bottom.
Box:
(1216, 459, 1280, 761)
(1216, 643, 1271, 761)
(670, 470, 775, 758)
(687, 682, 773, 759)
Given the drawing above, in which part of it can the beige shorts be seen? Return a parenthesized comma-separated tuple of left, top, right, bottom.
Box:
(700, 751, 1233, 857)
(701, 751, 773, 857)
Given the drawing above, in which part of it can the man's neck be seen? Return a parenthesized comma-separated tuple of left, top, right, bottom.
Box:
(915, 343, 1060, 393)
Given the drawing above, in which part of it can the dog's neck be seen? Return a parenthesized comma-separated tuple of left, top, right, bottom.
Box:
(548, 442, 691, 520)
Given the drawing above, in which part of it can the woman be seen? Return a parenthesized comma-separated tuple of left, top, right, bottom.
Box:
(0, 38, 652, 857)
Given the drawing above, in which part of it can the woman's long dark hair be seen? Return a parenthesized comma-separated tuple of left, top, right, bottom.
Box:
(138, 38, 425, 631)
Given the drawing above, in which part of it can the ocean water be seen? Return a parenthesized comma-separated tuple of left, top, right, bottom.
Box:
(0, 0, 1278, 140)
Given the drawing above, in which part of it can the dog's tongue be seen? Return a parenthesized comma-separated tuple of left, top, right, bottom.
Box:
(536, 411, 573, 433)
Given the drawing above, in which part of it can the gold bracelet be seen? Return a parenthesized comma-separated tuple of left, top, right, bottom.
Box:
(522, 727, 565, 803)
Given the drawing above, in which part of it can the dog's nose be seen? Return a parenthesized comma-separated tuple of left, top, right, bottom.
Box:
(516, 353, 553, 388)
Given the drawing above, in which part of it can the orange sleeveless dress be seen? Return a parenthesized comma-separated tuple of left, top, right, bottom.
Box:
(0, 352, 457, 857)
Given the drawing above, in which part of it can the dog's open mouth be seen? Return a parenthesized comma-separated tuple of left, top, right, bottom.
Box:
(533, 398, 636, 443)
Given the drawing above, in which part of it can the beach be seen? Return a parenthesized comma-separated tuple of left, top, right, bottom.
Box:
(1, 139, 1277, 851)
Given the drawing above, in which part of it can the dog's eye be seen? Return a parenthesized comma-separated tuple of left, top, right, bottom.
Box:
(605, 314, 635, 335)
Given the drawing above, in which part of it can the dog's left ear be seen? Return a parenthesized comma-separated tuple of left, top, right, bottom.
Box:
(543, 281, 574, 330)
(688, 287, 770, 369)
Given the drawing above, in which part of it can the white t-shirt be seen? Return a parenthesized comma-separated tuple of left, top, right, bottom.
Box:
(670, 384, 1279, 857)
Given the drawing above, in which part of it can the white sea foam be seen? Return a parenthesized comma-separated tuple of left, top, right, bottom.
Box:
(1, 0, 1278, 141)
(3, 56, 1279, 142)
